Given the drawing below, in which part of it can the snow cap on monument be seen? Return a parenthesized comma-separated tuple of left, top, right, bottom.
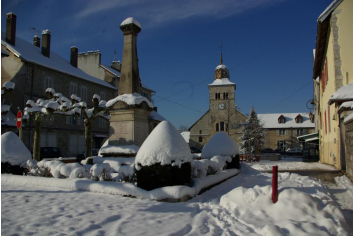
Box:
(135, 121, 192, 168)
(1, 131, 31, 166)
(201, 132, 239, 159)
(120, 17, 142, 29)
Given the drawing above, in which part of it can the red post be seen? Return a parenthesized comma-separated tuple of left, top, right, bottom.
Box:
(272, 165, 278, 203)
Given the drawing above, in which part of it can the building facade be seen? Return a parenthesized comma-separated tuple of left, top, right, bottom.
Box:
(258, 113, 315, 151)
(312, 0, 353, 172)
(1, 13, 117, 156)
(189, 55, 248, 148)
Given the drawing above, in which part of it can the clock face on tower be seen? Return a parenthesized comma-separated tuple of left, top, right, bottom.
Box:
(219, 103, 226, 110)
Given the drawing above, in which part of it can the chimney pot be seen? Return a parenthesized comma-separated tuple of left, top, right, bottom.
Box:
(41, 29, 51, 58)
(70, 46, 78, 67)
(6, 12, 17, 46)
(33, 35, 40, 47)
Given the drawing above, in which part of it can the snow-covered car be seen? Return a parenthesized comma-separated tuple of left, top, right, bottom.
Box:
(286, 147, 302, 156)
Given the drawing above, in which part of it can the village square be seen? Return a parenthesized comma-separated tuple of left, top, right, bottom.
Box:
(0, 0, 354, 235)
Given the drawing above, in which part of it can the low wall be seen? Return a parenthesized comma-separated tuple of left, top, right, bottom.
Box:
(260, 154, 281, 161)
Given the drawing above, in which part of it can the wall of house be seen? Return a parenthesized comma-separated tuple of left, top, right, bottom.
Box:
(318, 0, 353, 169)
(264, 128, 314, 150)
(344, 119, 353, 179)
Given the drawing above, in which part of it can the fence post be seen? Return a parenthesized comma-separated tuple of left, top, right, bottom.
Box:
(272, 165, 278, 203)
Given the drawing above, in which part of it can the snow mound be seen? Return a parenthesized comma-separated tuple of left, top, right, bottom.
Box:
(1, 132, 31, 166)
(135, 121, 192, 168)
(220, 185, 348, 235)
(106, 92, 153, 108)
(201, 132, 239, 159)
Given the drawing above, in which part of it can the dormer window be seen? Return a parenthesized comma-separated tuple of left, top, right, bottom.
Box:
(295, 114, 303, 123)
(278, 115, 286, 124)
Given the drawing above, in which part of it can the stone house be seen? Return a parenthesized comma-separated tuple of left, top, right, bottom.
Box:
(189, 55, 248, 149)
(312, 0, 353, 173)
(258, 113, 315, 151)
(1, 12, 117, 156)
(77, 50, 165, 132)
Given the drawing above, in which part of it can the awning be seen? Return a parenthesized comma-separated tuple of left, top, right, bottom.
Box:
(297, 132, 319, 142)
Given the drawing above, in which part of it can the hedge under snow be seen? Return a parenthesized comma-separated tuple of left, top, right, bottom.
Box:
(201, 132, 239, 159)
(135, 121, 192, 168)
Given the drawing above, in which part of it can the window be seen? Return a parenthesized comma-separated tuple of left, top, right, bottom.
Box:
(199, 130, 202, 134)
(218, 93, 221, 99)
(199, 136, 202, 142)
(226, 93, 228, 99)
(220, 122, 224, 131)
(216, 123, 219, 131)
(100, 91, 106, 101)
(328, 106, 331, 133)
(295, 115, 303, 123)
(278, 129, 285, 135)
(81, 86, 87, 103)
(324, 111, 327, 134)
(141, 91, 149, 100)
(45, 76, 53, 89)
(67, 82, 78, 125)
(99, 117, 107, 128)
(297, 129, 303, 135)
(277, 141, 287, 151)
(278, 115, 285, 124)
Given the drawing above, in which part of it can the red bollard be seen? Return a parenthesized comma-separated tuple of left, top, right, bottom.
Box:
(272, 165, 278, 203)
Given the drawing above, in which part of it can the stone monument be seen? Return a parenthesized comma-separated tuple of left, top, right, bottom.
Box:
(102, 17, 153, 157)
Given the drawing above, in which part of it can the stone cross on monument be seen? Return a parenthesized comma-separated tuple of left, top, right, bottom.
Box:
(102, 17, 153, 157)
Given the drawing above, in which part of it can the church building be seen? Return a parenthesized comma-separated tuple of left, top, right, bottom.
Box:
(188, 54, 248, 148)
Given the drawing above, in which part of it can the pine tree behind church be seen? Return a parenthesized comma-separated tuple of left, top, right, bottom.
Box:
(242, 107, 265, 157)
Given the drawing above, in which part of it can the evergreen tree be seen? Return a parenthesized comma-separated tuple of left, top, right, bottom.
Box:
(242, 107, 265, 157)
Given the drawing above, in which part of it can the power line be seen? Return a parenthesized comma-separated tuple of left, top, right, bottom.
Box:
(267, 80, 312, 112)
(154, 94, 205, 114)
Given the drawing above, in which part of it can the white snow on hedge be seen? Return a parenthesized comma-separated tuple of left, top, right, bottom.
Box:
(94, 157, 135, 166)
(220, 185, 348, 235)
(201, 132, 239, 159)
(3, 81, 15, 90)
(120, 17, 142, 28)
(90, 163, 111, 177)
(106, 92, 153, 108)
(328, 82, 353, 105)
(99, 145, 139, 155)
(135, 121, 192, 168)
(1, 169, 238, 201)
(1, 132, 31, 166)
(180, 131, 190, 143)
(209, 78, 235, 86)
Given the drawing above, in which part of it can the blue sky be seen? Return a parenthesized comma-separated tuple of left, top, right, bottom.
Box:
(1, 0, 331, 129)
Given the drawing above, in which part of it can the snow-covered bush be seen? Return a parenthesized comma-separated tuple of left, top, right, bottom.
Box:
(90, 163, 112, 181)
(112, 164, 136, 183)
(191, 156, 233, 178)
(135, 121, 192, 190)
(27, 160, 88, 179)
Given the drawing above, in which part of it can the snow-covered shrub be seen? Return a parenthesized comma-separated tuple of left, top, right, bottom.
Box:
(201, 132, 239, 159)
(1, 132, 32, 175)
(135, 121, 192, 190)
(69, 167, 88, 179)
(192, 156, 234, 179)
(90, 163, 112, 181)
(113, 164, 136, 183)
(59, 163, 84, 178)
(211, 156, 232, 171)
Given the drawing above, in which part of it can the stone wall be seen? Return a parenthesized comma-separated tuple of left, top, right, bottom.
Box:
(344, 119, 353, 180)
(264, 128, 314, 150)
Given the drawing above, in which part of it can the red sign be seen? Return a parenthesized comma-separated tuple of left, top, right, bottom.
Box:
(16, 110, 22, 129)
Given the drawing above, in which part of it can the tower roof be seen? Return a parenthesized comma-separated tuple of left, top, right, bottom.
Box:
(214, 52, 230, 80)
(120, 17, 142, 28)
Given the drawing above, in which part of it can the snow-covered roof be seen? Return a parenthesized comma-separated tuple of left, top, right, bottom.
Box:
(338, 101, 353, 113)
(106, 93, 153, 108)
(318, 0, 343, 22)
(1, 131, 31, 166)
(1, 32, 116, 90)
(201, 132, 239, 159)
(328, 83, 353, 105)
(215, 64, 228, 70)
(151, 110, 165, 121)
(344, 112, 353, 124)
(208, 78, 235, 86)
(100, 65, 119, 77)
(258, 113, 315, 129)
(135, 121, 192, 167)
(120, 17, 142, 28)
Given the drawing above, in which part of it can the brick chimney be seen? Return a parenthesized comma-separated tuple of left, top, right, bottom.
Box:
(33, 35, 40, 47)
(111, 61, 121, 72)
(6, 13, 17, 46)
(41, 30, 51, 58)
(70, 46, 78, 67)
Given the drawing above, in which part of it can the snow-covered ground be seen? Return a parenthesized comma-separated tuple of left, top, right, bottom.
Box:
(250, 157, 336, 171)
(2, 163, 352, 235)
